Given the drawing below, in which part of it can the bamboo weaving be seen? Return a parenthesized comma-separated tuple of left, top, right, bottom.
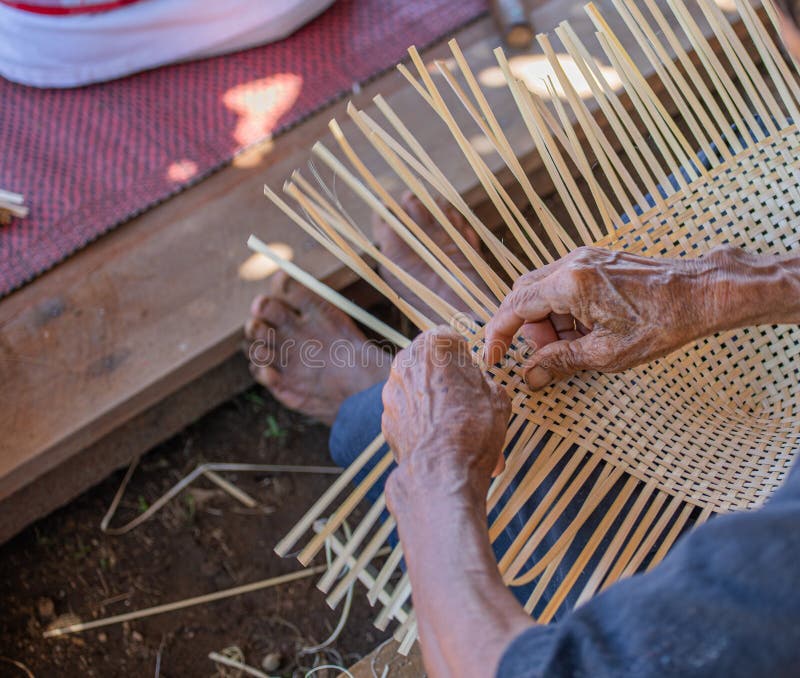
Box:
(249, 0, 800, 653)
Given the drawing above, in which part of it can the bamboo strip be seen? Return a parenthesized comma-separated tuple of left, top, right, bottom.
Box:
(397, 60, 543, 265)
(368, 95, 529, 278)
(404, 46, 569, 263)
(538, 474, 639, 622)
(44, 565, 329, 638)
(620, 493, 684, 577)
(274, 434, 387, 557)
(330, 117, 504, 311)
(432, 60, 569, 261)
(495, 48, 594, 246)
(375, 572, 411, 630)
(611, 0, 716, 162)
(645, 500, 695, 571)
(534, 34, 643, 221)
(487, 415, 546, 513)
(699, 0, 782, 135)
(326, 516, 397, 609)
(446, 40, 584, 251)
(540, 34, 624, 233)
(311, 143, 492, 321)
(397, 616, 418, 656)
(507, 465, 625, 586)
(318, 493, 388, 593)
(595, 30, 694, 188)
(491, 435, 576, 546)
(368, 541, 405, 605)
(525, 559, 563, 617)
(744, 0, 800, 120)
(557, 21, 671, 200)
(589, 4, 701, 181)
(600, 490, 668, 589)
(575, 482, 656, 605)
(298, 451, 394, 566)
(665, 0, 760, 142)
(638, 0, 743, 155)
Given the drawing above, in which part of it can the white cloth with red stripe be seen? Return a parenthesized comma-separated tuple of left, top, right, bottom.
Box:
(0, 0, 336, 88)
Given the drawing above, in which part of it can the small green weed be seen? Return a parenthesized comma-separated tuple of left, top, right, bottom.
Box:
(263, 414, 287, 441)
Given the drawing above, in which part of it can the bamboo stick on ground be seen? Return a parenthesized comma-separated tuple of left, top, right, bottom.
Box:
(43, 566, 329, 637)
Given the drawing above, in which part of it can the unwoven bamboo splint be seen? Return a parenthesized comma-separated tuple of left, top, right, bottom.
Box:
(248, 0, 800, 653)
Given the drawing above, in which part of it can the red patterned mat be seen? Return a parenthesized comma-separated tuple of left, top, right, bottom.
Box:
(0, 0, 486, 298)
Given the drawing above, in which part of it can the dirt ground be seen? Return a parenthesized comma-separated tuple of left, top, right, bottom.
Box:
(0, 386, 390, 677)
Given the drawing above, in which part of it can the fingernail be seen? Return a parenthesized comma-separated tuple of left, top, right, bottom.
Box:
(524, 365, 551, 389)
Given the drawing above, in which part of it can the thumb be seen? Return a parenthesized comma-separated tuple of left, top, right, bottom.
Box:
(523, 336, 597, 389)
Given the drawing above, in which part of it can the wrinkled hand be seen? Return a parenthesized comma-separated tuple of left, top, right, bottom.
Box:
(382, 327, 511, 499)
(484, 246, 729, 389)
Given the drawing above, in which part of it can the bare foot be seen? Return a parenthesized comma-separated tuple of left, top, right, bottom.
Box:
(372, 193, 491, 320)
(244, 272, 390, 425)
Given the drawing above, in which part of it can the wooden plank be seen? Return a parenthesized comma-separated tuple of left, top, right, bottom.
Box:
(0, 0, 752, 539)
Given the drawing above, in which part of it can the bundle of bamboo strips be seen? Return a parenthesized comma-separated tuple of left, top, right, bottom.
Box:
(0, 189, 27, 224)
(249, 0, 800, 653)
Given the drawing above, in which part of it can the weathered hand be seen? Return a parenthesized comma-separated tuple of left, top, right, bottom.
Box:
(380, 328, 530, 678)
(484, 246, 732, 389)
(381, 327, 511, 500)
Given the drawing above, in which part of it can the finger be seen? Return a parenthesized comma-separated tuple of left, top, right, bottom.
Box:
(483, 300, 524, 366)
(484, 281, 563, 364)
(487, 380, 511, 477)
(249, 363, 281, 387)
(523, 335, 599, 389)
(248, 339, 276, 368)
(518, 319, 558, 352)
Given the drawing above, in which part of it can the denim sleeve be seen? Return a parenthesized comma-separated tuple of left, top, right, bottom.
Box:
(497, 462, 800, 678)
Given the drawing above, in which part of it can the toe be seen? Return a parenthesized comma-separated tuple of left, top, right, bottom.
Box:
(244, 317, 271, 341)
(270, 271, 328, 312)
(256, 297, 296, 326)
(248, 336, 276, 368)
(250, 294, 270, 318)
(250, 363, 282, 389)
(519, 319, 558, 351)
